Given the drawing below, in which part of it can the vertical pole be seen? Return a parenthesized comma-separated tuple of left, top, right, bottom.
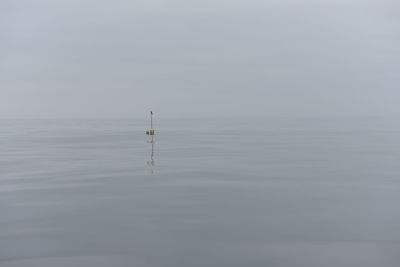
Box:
(150, 111, 153, 129)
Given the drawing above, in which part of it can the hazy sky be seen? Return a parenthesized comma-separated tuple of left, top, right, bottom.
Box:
(1, 0, 399, 118)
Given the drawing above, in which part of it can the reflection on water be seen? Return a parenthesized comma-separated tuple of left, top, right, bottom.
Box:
(146, 135, 155, 174)
(1, 118, 400, 267)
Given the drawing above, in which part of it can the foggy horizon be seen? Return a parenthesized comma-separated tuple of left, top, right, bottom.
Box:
(1, 0, 399, 118)
(2, 2, 400, 266)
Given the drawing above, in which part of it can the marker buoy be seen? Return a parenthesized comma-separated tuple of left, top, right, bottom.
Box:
(146, 111, 155, 135)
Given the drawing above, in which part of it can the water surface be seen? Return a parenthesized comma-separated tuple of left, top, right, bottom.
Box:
(1, 117, 400, 266)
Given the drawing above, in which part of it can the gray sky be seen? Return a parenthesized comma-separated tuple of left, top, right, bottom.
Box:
(1, 0, 399, 118)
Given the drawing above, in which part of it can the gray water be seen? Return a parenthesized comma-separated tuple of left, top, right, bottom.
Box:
(1, 117, 400, 267)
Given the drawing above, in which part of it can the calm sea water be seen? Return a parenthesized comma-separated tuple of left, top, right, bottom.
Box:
(1, 117, 400, 266)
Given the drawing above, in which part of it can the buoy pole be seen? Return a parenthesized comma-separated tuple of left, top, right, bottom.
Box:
(150, 111, 153, 130)
(146, 111, 155, 135)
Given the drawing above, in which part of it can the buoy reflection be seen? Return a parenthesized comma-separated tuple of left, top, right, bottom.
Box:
(146, 135, 155, 174)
